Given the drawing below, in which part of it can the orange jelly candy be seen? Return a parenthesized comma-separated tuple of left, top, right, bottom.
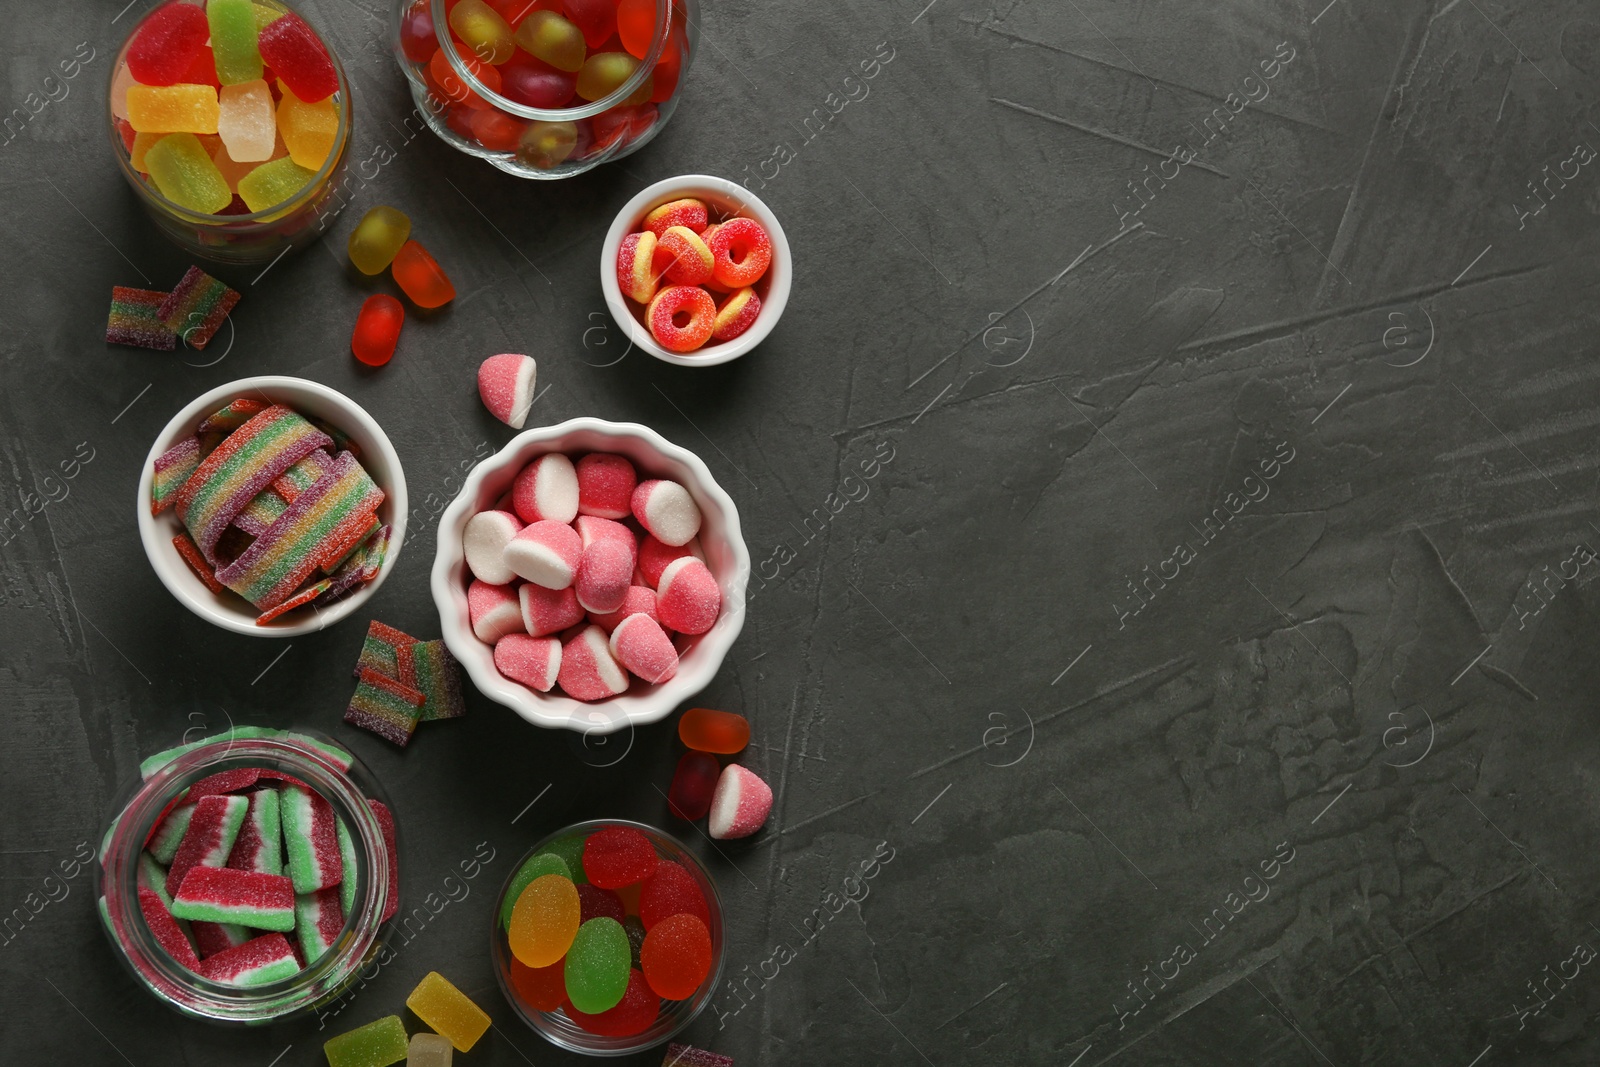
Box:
(392, 239, 457, 308)
(639, 912, 712, 1000)
(507, 873, 580, 968)
(677, 707, 749, 754)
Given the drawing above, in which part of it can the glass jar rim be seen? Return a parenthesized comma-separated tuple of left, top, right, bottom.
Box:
(106, 0, 353, 229)
(425, 0, 671, 122)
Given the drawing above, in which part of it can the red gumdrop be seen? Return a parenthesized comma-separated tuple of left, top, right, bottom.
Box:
(582, 826, 659, 889)
(577, 883, 627, 924)
(510, 956, 568, 1012)
(400, 1, 439, 63)
(666, 751, 719, 821)
(567, 968, 659, 1036)
(650, 29, 684, 104)
(470, 108, 525, 151)
(258, 12, 339, 103)
(352, 294, 404, 366)
(562, 0, 617, 49)
(640, 913, 712, 1000)
(116, 118, 137, 153)
(181, 45, 220, 88)
(638, 860, 710, 931)
(126, 2, 209, 86)
(500, 56, 576, 109)
(616, 0, 657, 59)
(431, 48, 501, 108)
(486, 0, 543, 21)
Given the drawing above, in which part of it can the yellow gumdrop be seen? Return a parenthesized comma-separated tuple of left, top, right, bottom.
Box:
(507, 874, 579, 968)
(575, 52, 650, 105)
(514, 11, 586, 73)
(450, 0, 515, 65)
(277, 87, 338, 170)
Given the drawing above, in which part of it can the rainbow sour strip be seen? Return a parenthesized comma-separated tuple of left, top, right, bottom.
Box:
(158, 266, 240, 351)
(233, 488, 290, 537)
(151, 437, 201, 515)
(344, 667, 424, 747)
(273, 448, 334, 504)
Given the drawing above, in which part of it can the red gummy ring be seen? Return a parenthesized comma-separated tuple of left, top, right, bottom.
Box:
(646, 285, 716, 353)
(709, 217, 772, 288)
(711, 287, 760, 342)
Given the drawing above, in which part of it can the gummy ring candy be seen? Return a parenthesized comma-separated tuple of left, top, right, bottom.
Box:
(711, 287, 760, 342)
(645, 285, 716, 353)
(709, 217, 772, 288)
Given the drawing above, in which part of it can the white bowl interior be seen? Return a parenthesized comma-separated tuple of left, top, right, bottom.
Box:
(136, 377, 408, 638)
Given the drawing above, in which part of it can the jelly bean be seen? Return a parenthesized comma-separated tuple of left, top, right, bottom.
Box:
(259, 12, 339, 102)
(666, 751, 720, 821)
(470, 107, 525, 151)
(567, 968, 659, 1037)
(515, 11, 586, 72)
(710, 218, 773, 288)
(500, 56, 576, 108)
(217, 79, 275, 162)
(351, 295, 404, 366)
(623, 916, 646, 968)
(616, 0, 658, 60)
(678, 708, 750, 755)
(208, 0, 265, 85)
(127, 84, 220, 135)
(347, 205, 412, 275)
(399, 1, 439, 63)
(146, 133, 233, 214)
(508, 873, 580, 968)
(578, 883, 627, 924)
(540, 833, 589, 885)
(562, 0, 617, 49)
(277, 88, 338, 170)
(450, 0, 516, 65)
(517, 120, 578, 169)
(430, 47, 501, 109)
(127, 3, 209, 87)
(392, 240, 457, 308)
(500, 850, 570, 930)
(646, 285, 716, 353)
(577, 52, 650, 104)
(640, 912, 712, 999)
(564, 916, 631, 1014)
(509, 956, 568, 1012)
(713, 287, 762, 342)
(236, 156, 314, 212)
(582, 825, 658, 889)
(638, 860, 711, 932)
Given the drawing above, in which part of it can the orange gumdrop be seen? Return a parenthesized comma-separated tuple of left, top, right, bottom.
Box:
(507, 874, 580, 968)
(392, 239, 457, 309)
(639, 912, 711, 1000)
(510, 956, 569, 1012)
(616, 0, 657, 59)
(677, 707, 749, 754)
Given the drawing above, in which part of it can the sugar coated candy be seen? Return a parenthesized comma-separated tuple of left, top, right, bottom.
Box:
(509, 957, 568, 1012)
(208, 0, 265, 85)
(146, 133, 233, 214)
(617, 230, 660, 303)
(640, 912, 711, 999)
(468, 579, 523, 643)
(494, 633, 561, 692)
(172, 865, 296, 931)
(282, 783, 344, 893)
(576, 538, 634, 614)
(109, 286, 177, 351)
(345, 667, 425, 746)
(370, 798, 400, 923)
(569, 967, 659, 1037)
(159, 265, 241, 349)
(296, 885, 345, 964)
(575, 453, 637, 519)
(195, 932, 301, 986)
(449, 0, 515, 65)
(578, 883, 627, 925)
(631, 479, 701, 547)
(127, 2, 209, 86)
(226, 787, 283, 875)
(513, 453, 579, 524)
(238, 155, 317, 212)
(147, 800, 197, 864)
(352, 294, 404, 366)
(356, 619, 415, 678)
(678, 707, 749, 755)
(392, 240, 456, 308)
(557, 625, 629, 701)
(520, 582, 584, 637)
(278, 87, 339, 170)
(639, 859, 710, 930)
(540, 834, 589, 886)
(666, 751, 719, 822)
(564, 916, 631, 1014)
(646, 285, 716, 353)
(657, 226, 714, 286)
(582, 825, 658, 889)
(508, 873, 580, 968)
(506, 519, 584, 589)
(463, 511, 521, 585)
(712, 288, 761, 342)
(710, 218, 772, 288)
(198, 397, 268, 434)
(708, 765, 773, 840)
(406, 1032, 453, 1067)
(624, 915, 646, 967)
(589, 585, 657, 632)
(398, 639, 465, 721)
(127, 84, 221, 134)
(165, 793, 249, 896)
(643, 197, 708, 236)
(406, 971, 491, 1052)
(260, 11, 339, 102)
(655, 557, 721, 635)
(609, 614, 677, 683)
(477, 353, 538, 428)
(638, 535, 700, 588)
(217, 79, 276, 161)
(661, 1044, 734, 1067)
(324, 1015, 410, 1067)
(138, 886, 199, 967)
(499, 851, 570, 930)
(348, 206, 412, 275)
(192, 919, 252, 958)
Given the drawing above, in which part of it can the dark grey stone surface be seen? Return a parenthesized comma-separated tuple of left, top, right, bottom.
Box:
(6, 0, 1600, 1063)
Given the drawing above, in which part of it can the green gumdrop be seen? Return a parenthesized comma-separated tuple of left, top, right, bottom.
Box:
(145, 133, 233, 214)
(564, 917, 630, 1014)
(541, 834, 589, 886)
(500, 851, 570, 930)
(237, 155, 315, 213)
(209, 0, 265, 85)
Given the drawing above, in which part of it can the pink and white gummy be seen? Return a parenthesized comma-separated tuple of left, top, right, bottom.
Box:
(557, 625, 630, 701)
(609, 613, 678, 684)
(520, 582, 585, 637)
(575, 453, 637, 519)
(463, 509, 522, 585)
(575, 538, 635, 614)
(512, 453, 579, 524)
(631, 479, 701, 547)
(655, 556, 721, 635)
(708, 764, 773, 840)
(468, 579, 524, 643)
(495, 633, 562, 692)
(503, 519, 583, 589)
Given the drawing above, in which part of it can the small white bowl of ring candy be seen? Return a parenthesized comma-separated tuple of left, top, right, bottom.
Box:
(600, 174, 791, 367)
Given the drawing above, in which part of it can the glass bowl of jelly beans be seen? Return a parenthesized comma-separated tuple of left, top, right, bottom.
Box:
(95, 727, 401, 1023)
(492, 820, 725, 1053)
(601, 174, 792, 366)
(110, 0, 352, 265)
(392, 0, 697, 179)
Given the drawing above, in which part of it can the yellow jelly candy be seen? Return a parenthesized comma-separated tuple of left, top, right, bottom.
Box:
(237, 155, 315, 212)
(507, 873, 579, 968)
(277, 87, 338, 170)
(144, 133, 233, 214)
(516, 120, 577, 170)
(450, 0, 515, 65)
(126, 84, 221, 135)
(130, 132, 166, 173)
(405, 971, 491, 1053)
(514, 11, 586, 73)
(575, 52, 650, 105)
(347, 206, 412, 275)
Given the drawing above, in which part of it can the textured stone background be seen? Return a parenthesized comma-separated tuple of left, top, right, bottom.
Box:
(5, 0, 1600, 1064)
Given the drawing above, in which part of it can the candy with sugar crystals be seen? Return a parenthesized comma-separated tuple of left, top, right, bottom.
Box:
(166, 794, 249, 897)
(257, 11, 338, 102)
(477, 353, 538, 429)
(406, 971, 491, 1052)
(643, 197, 708, 236)
(226, 787, 282, 875)
(582, 825, 658, 888)
(509, 874, 580, 968)
(558, 625, 629, 701)
(499, 851, 571, 931)
(295, 885, 344, 964)
(323, 1015, 409, 1067)
(344, 667, 424, 747)
(494, 633, 561, 692)
(109, 286, 177, 351)
(712, 287, 761, 342)
(469, 579, 524, 642)
(148, 801, 197, 864)
(609, 613, 677, 683)
(281, 783, 344, 893)
(578, 883, 626, 924)
(575, 514, 632, 549)
(505, 519, 583, 589)
(127, 2, 209, 85)
(616, 230, 659, 303)
(576, 538, 634, 614)
(588, 585, 657, 631)
(638, 859, 710, 929)
(370, 798, 400, 923)
(655, 556, 720, 635)
(407, 1032, 452, 1067)
(660, 1044, 733, 1067)
(159, 266, 240, 350)
(172, 865, 296, 931)
(191, 918, 251, 958)
(564, 917, 631, 1014)
(138, 886, 199, 968)
(356, 619, 416, 679)
(195, 932, 301, 986)
(637, 535, 701, 587)
(646, 285, 715, 353)
(656, 225, 713, 286)
(519, 582, 584, 637)
(631, 479, 700, 547)
(575, 453, 637, 519)
(398, 639, 465, 721)
(152, 438, 201, 515)
(708, 764, 773, 840)
(568, 966, 658, 1037)
(512, 453, 578, 523)
(509, 957, 568, 1012)
(640, 912, 711, 999)
(463, 509, 522, 585)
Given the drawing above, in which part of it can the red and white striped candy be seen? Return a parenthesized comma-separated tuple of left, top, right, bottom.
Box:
(494, 633, 562, 692)
(631, 479, 701, 547)
(638, 535, 702, 588)
(557, 625, 630, 701)
(520, 582, 585, 637)
(477, 353, 538, 429)
(576, 537, 635, 614)
(512, 453, 579, 524)
(468, 579, 524, 643)
(656, 556, 721, 634)
(588, 585, 658, 631)
(575, 514, 634, 549)
(576, 453, 637, 519)
(463, 509, 522, 585)
(504, 519, 583, 589)
(609, 613, 678, 683)
(708, 764, 773, 840)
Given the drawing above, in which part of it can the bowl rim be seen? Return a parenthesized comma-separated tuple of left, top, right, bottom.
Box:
(135, 375, 408, 638)
(599, 174, 791, 367)
(430, 417, 749, 734)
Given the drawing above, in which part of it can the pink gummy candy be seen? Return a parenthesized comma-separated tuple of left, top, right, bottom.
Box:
(609, 613, 678, 683)
(557, 624, 629, 701)
(575, 453, 637, 519)
(519, 582, 585, 637)
(512, 452, 579, 523)
(469, 579, 524, 643)
(708, 764, 773, 840)
(494, 633, 562, 691)
(588, 585, 657, 631)
(631, 479, 700, 547)
(464, 509, 523, 585)
(637, 535, 701, 588)
(478, 353, 539, 429)
(576, 538, 634, 614)
(655, 557, 720, 635)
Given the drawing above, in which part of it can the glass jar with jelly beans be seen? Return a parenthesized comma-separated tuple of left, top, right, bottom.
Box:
(95, 727, 398, 1022)
(109, 0, 353, 265)
(392, 0, 697, 179)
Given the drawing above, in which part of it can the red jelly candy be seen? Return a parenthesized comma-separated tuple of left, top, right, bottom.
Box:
(352, 294, 404, 366)
(578, 883, 627, 924)
(666, 751, 719, 821)
(616, 0, 657, 59)
(567, 968, 659, 1036)
(500, 56, 576, 109)
(650, 27, 685, 104)
(430, 47, 501, 108)
(127, 2, 209, 86)
(258, 12, 339, 103)
(392, 240, 457, 309)
(640, 913, 712, 1000)
(182, 45, 221, 88)
(510, 956, 568, 1012)
(470, 108, 525, 151)
(638, 860, 710, 931)
(400, 1, 439, 63)
(582, 826, 659, 889)
(562, 0, 617, 49)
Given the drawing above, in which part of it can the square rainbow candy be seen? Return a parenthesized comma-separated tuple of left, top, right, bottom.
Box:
(158, 265, 240, 350)
(354, 620, 415, 679)
(281, 783, 343, 894)
(398, 639, 464, 722)
(165, 793, 248, 898)
(107, 286, 176, 351)
(194, 932, 301, 987)
(151, 437, 201, 515)
(344, 667, 424, 747)
(171, 865, 295, 931)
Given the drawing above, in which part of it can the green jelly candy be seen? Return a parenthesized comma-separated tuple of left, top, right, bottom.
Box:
(145, 133, 233, 215)
(238, 155, 316, 213)
(323, 1014, 409, 1067)
(500, 851, 569, 931)
(564, 916, 630, 1014)
(540, 834, 588, 886)
(209, 0, 265, 85)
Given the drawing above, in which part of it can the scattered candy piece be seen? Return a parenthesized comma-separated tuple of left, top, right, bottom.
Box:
(707, 764, 773, 840)
(348, 206, 412, 275)
(108, 286, 178, 351)
(609, 613, 677, 683)
(565, 916, 632, 1014)
(494, 633, 561, 692)
(509, 873, 581, 968)
(575, 453, 637, 519)
(558, 624, 629, 701)
(295, 885, 345, 964)
(476, 353, 537, 428)
(643, 198, 708, 236)
(406, 1032, 453, 1067)
(646, 285, 716, 353)
(352, 294, 404, 366)
(281, 783, 344, 893)
(406, 971, 491, 1052)
(677, 707, 749, 755)
(469, 579, 524, 643)
(512, 453, 578, 524)
(195, 932, 301, 986)
(665, 751, 719, 822)
(505, 519, 583, 589)
(712, 288, 761, 342)
(392, 240, 456, 308)
(324, 1015, 410, 1067)
(631, 479, 701, 547)
(345, 667, 425, 747)
(165, 793, 249, 897)
(655, 557, 721, 635)
(398, 639, 465, 721)
(519, 582, 584, 637)
(356, 619, 415, 678)
(172, 865, 296, 931)
(158, 265, 241, 349)
(640, 912, 711, 999)
(582, 825, 658, 889)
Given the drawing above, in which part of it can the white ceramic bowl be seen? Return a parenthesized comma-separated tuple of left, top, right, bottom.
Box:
(432, 418, 749, 734)
(600, 174, 792, 367)
(136, 376, 408, 637)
